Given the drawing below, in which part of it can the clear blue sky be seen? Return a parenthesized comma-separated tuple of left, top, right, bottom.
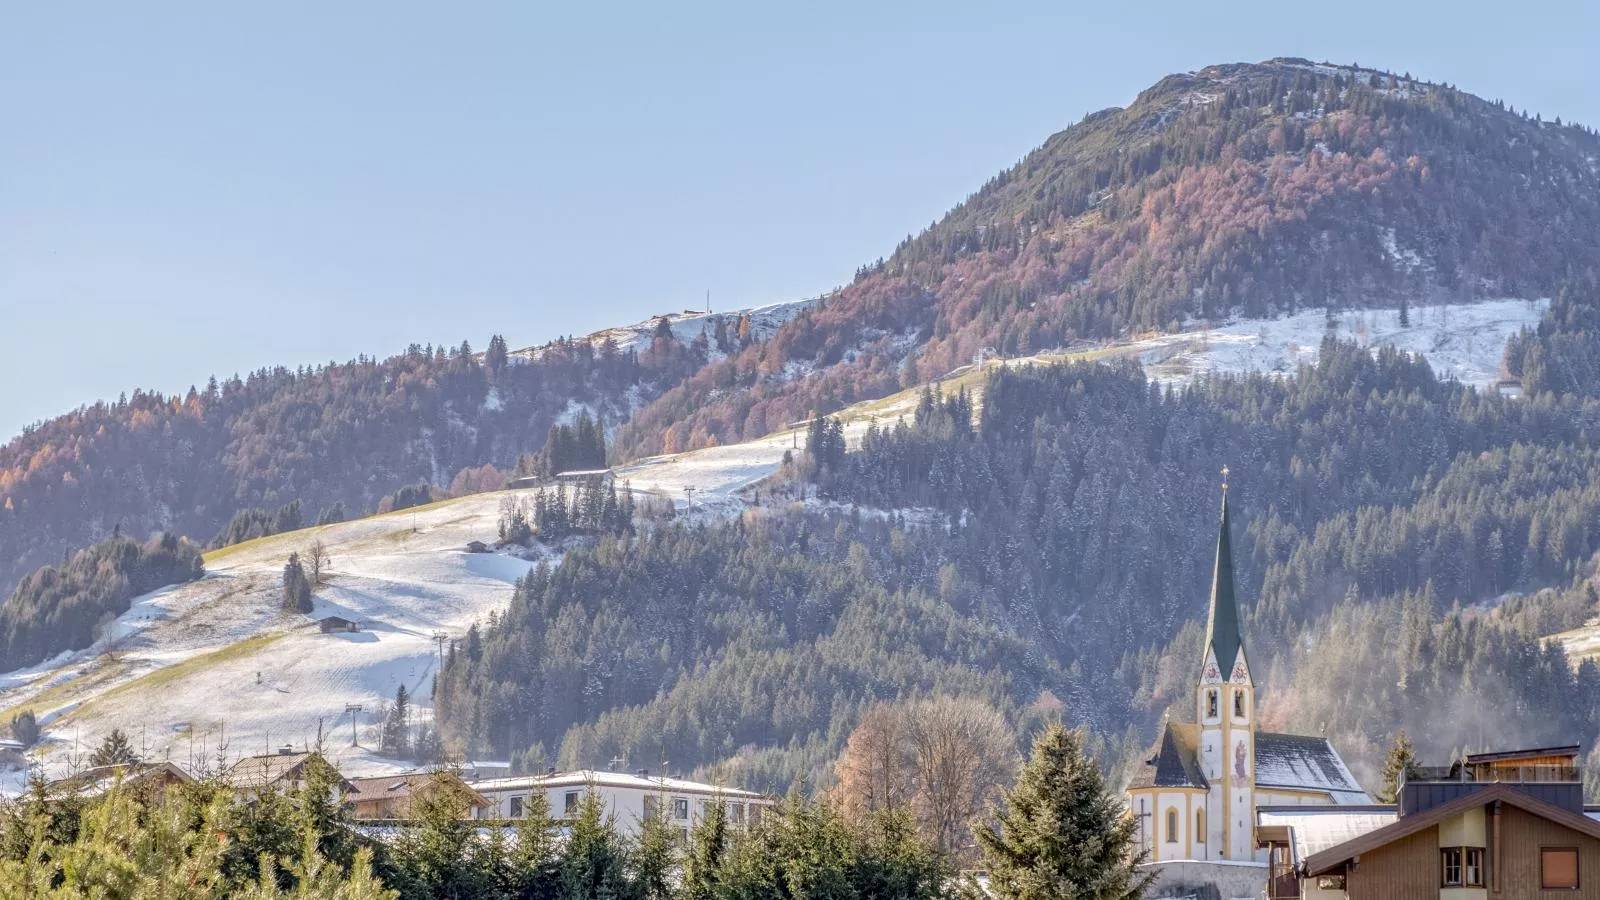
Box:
(3, 1, 1596, 441)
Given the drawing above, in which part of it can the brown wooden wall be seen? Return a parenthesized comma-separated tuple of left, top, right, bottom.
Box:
(1345, 825, 1442, 900)
(1495, 805, 1600, 898)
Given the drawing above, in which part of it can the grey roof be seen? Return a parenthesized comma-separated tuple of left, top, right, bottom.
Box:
(1202, 489, 1244, 677)
(228, 752, 312, 787)
(1255, 732, 1368, 800)
(1127, 722, 1208, 790)
(1257, 807, 1397, 863)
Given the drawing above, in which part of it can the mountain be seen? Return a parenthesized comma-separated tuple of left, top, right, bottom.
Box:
(612, 58, 1600, 459)
(7, 59, 1600, 791)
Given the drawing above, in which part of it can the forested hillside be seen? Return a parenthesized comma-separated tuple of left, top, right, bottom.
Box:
(434, 281, 1600, 792)
(0, 332, 707, 599)
(7, 58, 1596, 607)
(615, 59, 1600, 458)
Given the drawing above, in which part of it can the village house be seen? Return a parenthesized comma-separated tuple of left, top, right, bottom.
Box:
(1259, 745, 1600, 899)
(1126, 484, 1369, 899)
(346, 771, 492, 821)
(227, 747, 355, 795)
(473, 769, 773, 839)
(46, 761, 193, 799)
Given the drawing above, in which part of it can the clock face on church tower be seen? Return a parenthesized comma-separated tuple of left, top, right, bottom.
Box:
(1231, 659, 1248, 683)
(1203, 661, 1220, 682)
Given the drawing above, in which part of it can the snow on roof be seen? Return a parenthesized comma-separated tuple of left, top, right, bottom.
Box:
(1258, 807, 1397, 863)
(471, 770, 767, 800)
(1255, 732, 1368, 800)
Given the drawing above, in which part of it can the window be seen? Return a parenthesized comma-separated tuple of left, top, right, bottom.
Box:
(673, 797, 690, 820)
(1543, 847, 1579, 889)
(643, 795, 659, 820)
(564, 790, 580, 816)
(1206, 690, 1218, 719)
(1441, 847, 1463, 886)
(1195, 809, 1205, 843)
(1233, 689, 1245, 718)
(509, 795, 524, 819)
(1442, 845, 1485, 886)
(1465, 847, 1484, 887)
(700, 799, 714, 820)
(1166, 809, 1178, 843)
(730, 802, 745, 825)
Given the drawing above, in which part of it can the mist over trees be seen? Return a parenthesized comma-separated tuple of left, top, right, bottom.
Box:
(438, 285, 1600, 792)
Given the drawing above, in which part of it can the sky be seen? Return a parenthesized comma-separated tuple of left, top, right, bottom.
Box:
(3, 1, 1598, 442)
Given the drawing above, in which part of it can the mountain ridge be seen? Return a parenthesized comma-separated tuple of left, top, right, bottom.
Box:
(3, 55, 1598, 632)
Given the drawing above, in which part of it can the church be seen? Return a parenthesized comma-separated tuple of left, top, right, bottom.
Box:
(1127, 483, 1369, 867)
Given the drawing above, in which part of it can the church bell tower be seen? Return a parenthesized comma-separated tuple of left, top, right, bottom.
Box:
(1196, 470, 1254, 861)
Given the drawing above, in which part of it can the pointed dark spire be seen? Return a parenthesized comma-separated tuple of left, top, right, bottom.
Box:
(1203, 473, 1243, 678)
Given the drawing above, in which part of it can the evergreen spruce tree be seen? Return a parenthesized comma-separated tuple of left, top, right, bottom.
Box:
(281, 553, 313, 614)
(381, 685, 410, 757)
(508, 791, 564, 900)
(88, 727, 138, 768)
(8, 710, 39, 748)
(486, 334, 509, 375)
(1377, 730, 1421, 803)
(681, 798, 727, 900)
(631, 798, 679, 900)
(974, 723, 1152, 900)
(560, 789, 634, 900)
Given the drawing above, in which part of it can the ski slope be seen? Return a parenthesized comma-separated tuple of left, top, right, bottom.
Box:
(0, 491, 548, 781)
(0, 298, 1544, 785)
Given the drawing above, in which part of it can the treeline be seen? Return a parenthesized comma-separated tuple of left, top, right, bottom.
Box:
(0, 531, 204, 671)
(439, 319, 1600, 789)
(433, 513, 1061, 790)
(0, 720, 1144, 900)
(614, 60, 1600, 459)
(497, 477, 633, 545)
(519, 413, 608, 478)
(0, 327, 713, 600)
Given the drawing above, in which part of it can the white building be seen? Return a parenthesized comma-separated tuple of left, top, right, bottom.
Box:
(473, 769, 773, 839)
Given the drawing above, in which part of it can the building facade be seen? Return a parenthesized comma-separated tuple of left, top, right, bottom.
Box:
(1126, 485, 1368, 893)
(1263, 746, 1600, 899)
(473, 769, 773, 839)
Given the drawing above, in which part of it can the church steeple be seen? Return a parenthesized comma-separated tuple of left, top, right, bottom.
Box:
(1202, 472, 1244, 679)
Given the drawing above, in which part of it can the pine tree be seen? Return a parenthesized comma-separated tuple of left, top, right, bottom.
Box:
(382, 685, 410, 757)
(632, 798, 679, 900)
(560, 789, 633, 899)
(89, 728, 138, 768)
(973, 723, 1152, 900)
(9, 710, 39, 748)
(1377, 730, 1420, 803)
(281, 553, 313, 614)
(681, 799, 726, 900)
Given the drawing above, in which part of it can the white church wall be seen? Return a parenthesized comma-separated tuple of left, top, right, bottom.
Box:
(1157, 791, 1190, 859)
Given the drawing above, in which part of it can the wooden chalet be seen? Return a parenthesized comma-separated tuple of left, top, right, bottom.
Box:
(227, 748, 354, 795)
(345, 771, 491, 821)
(316, 615, 359, 634)
(1259, 745, 1600, 899)
(46, 761, 193, 799)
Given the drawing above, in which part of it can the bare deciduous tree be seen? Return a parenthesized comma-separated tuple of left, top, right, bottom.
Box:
(833, 696, 1020, 861)
(305, 539, 330, 587)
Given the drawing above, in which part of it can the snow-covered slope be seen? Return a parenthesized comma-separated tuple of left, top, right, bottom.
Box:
(514, 298, 815, 363)
(0, 297, 1544, 786)
(0, 493, 548, 782)
(1135, 298, 1546, 390)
